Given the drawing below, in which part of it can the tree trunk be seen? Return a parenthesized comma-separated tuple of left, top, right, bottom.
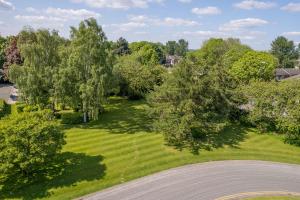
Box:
(83, 112, 87, 123)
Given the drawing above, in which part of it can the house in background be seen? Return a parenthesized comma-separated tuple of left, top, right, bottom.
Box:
(165, 55, 181, 67)
(275, 68, 300, 80)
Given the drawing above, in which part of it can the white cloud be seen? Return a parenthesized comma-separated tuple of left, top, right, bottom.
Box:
(234, 0, 276, 10)
(220, 18, 269, 31)
(282, 32, 300, 36)
(15, 15, 65, 28)
(111, 22, 147, 31)
(281, 3, 300, 12)
(191, 7, 222, 15)
(183, 30, 225, 38)
(157, 17, 199, 26)
(46, 7, 101, 20)
(178, 0, 192, 3)
(0, 0, 14, 10)
(26, 7, 39, 13)
(127, 15, 199, 26)
(70, 0, 165, 9)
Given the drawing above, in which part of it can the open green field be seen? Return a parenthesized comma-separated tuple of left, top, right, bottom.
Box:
(2, 97, 300, 200)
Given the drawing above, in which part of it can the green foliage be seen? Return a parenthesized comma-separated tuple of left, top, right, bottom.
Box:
(9, 28, 63, 108)
(188, 38, 250, 67)
(55, 18, 114, 121)
(230, 51, 278, 83)
(130, 41, 165, 65)
(271, 36, 299, 68)
(115, 53, 167, 99)
(0, 110, 65, 180)
(242, 80, 300, 145)
(113, 37, 131, 56)
(148, 60, 237, 152)
(0, 100, 10, 118)
(61, 112, 83, 125)
(165, 39, 189, 56)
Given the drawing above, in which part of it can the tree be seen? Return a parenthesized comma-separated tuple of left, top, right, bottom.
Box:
(130, 41, 165, 65)
(2, 36, 22, 81)
(165, 41, 177, 55)
(271, 36, 299, 68)
(55, 18, 114, 122)
(148, 60, 236, 152)
(9, 29, 63, 108)
(114, 37, 131, 56)
(175, 39, 189, 56)
(229, 51, 277, 83)
(114, 53, 166, 99)
(0, 110, 65, 179)
(242, 80, 300, 145)
(165, 39, 189, 57)
(0, 35, 7, 82)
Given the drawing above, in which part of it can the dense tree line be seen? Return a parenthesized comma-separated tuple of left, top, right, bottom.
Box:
(0, 17, 299, 167)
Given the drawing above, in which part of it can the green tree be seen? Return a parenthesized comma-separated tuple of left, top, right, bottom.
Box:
(148, 60, 236, 152)
(114, 37, 131, 56)
(166, 41, 177, 55)
(242, 80, 300, 145)
(175, 39, 189, 56)
(271, 36, 298, 68)
(9, 29, 63, 108)
(55, 18, 114, 122)
(115, 53, 166, 99)
(130, 41, 165, 65)
(0, 110, 65, 179)
(230, 51, 278, 83)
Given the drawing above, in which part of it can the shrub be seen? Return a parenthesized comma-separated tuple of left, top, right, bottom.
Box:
(0, 110, 65, 180)
(0, 100, 10, 118)
(61, 112, 83, 125)
(242, 80, 300, 145)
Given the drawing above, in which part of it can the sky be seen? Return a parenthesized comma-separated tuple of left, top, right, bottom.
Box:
(0, 0, 300, 50)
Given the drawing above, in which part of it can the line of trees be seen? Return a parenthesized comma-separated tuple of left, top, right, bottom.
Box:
(0, 18, 300, 154)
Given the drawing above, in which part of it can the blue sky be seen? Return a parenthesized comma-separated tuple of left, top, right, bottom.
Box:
(0, 0, 300, 50)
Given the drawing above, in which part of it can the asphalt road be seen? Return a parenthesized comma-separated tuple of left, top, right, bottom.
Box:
(78, 160, 300, 200)
(0, 84, 12, 101)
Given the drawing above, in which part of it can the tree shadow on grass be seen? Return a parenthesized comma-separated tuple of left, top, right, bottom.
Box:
(182, 124, 249, 154)
(81, 98, 153, 134)
(0, 152, 106, 200)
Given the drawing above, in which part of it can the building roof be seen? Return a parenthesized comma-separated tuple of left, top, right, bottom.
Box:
(275, 68, 300, 76)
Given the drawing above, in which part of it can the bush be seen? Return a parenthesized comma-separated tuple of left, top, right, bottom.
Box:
(15, 103, 26, 113)
(61, 112, 83, 124)
(242, 80, 300, 145)
(0, 100, 10, 118)
(0, 110, 65, 180)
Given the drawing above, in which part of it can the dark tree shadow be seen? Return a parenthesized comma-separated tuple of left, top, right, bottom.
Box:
(80, 98, 153, 134)
(175, 124, 249, 154)
(0, 152, 106, 200)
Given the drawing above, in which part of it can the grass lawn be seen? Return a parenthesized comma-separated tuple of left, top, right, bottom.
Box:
(246, 197, 300, 200)
(2, 97, 300, 200)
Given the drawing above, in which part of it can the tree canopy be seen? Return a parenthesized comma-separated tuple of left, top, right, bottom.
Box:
(229, 51, 278, 83)
(0, 110, 65, 179)
(55, 18, 114, 122)
(271, 36, 299, 68)
(9, 29, 63, 108)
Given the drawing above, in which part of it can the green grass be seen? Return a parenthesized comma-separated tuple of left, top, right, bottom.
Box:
(246, 197, 300, 200)
(2, 97, 300, 200)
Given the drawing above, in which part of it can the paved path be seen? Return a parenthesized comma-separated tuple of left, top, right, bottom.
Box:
(78, 161, 300, 200)
(0, 84, 17, 104)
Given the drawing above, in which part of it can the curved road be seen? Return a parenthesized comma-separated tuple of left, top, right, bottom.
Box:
(78, 161, 300, 200)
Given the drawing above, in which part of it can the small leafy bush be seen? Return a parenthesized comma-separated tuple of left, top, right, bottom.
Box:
(61, 112, 83, 125)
